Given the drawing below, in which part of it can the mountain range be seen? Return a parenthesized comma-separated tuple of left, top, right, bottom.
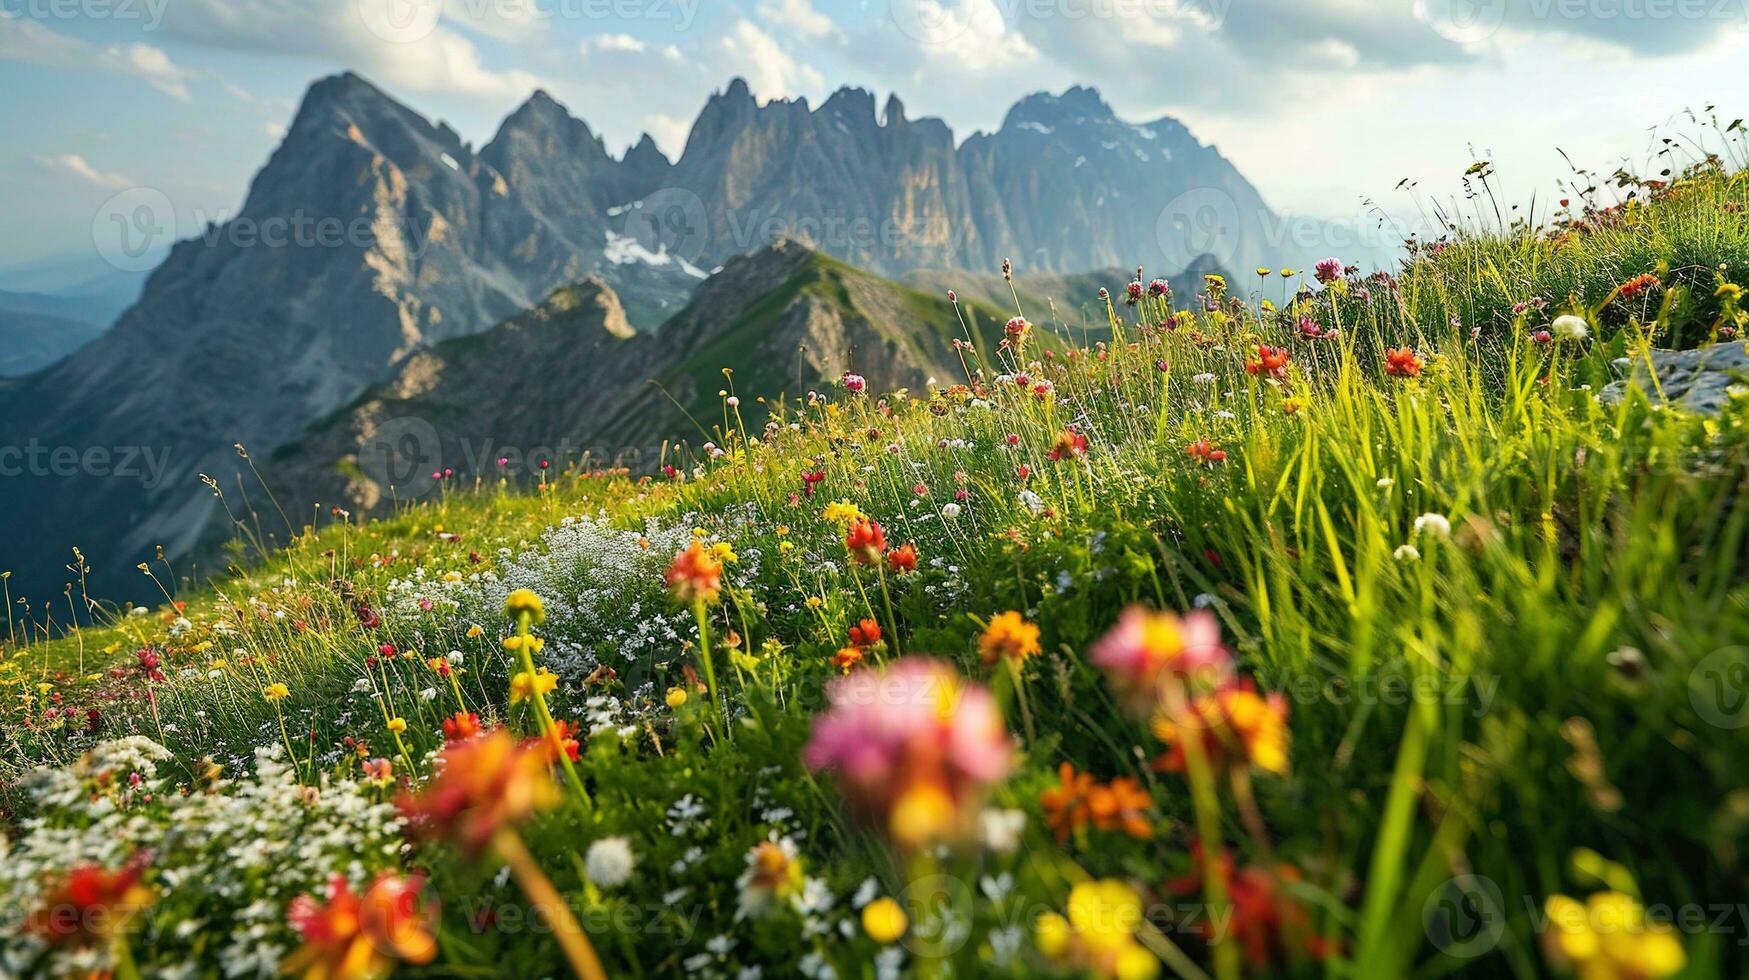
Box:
(0, 71, 1276, 605)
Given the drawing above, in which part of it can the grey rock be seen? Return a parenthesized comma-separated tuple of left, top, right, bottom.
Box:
(1601, 343, 1749, 414)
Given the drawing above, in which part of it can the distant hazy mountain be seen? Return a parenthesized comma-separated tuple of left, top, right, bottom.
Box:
(0, 275, 146, 375)
(0, 71, 1278, 604)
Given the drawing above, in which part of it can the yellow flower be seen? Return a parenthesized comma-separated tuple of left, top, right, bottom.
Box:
(1716, 282, 1743, 302)
(862, 897, 908, 944)
(1541, 891, 1684, 980)
(386, 717, 407, 734)
(465, 625, 484, 639)
(510, 669, 559, 704)
(979, 611, 1042, 666)
(504, 588, 545, 623)
(665, 687, 688, 709)
(709, 541, 739, 565)
(822, 500, 866, 524)
(1255, 267, 1272, 277)
(779, 541, 795, 554)
(502, 635, 544, 653)
(1036, 880, 1158, 979)
(806, 596, 824, 609)
(443, 571, 463, 583)
(263, 682, 290, 701)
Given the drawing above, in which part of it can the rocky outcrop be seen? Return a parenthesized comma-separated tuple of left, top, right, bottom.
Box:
(1602, 343, 1749, 414)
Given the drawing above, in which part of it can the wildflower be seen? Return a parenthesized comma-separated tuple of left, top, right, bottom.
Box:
(979, 611, 1041, 666)
(1551, 314, 1590, 341)
(1413, 513, 1453, 538)
(263, 682, 290, 701)
(1049, 428, 1089, 461)
(1088, 606, 1231, 713)
(1185, 439, 1227, 464)
(862, 897, 909, 944)
(666, 541, 725, 605)
(804, 658, 1013, 850)
(1384, 347, 1425, 377)
(848, 617, 883, 648)
(801, 469, 826, 496)
(980, 808, 1027, 853)
(1167, 846, 1327, 968)
(283, 874, 437, 980)
(1035, 880, 1159, 980)
(399, 728, 559, 854)
(845, 519, 888, 565)
(510, 668, 559, 704)
(584, 837, 635, 889)
(1394, 544, 1422, 561)
(737, 838, 804, 918)
(665, 687, 688, 709)
(1148, 278, 1171, 298)
(842, 373, 867, 394)
(941, 502, 962, 520)
(466, 624, 485, 639)
(1005, 316, 1031, 340)
(1245, 344, 1291, 382)
(1541, 891, 1684, 979)
(1314, 257, 1343, 283)
(386, 717, 408, 734)
(1617, 273, 1660, 300)
(822, 500, 866, 524)
(363, 757, 394, 786)
(832, 647, 866, 673)
(442, 710, 482, 741)
(1125, 280, 1143, 305)
(544, 720, 581, 763)
(504, 588, 545, 624)
(1039, 762, 1098, 841)
(1153, 679, 1290, 776)
(502, 635, 544, 653)
(28, 858, 154, 949)
(886, 542, 918, 575)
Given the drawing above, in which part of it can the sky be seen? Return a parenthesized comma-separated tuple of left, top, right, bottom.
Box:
(1, 0, 1744, 274)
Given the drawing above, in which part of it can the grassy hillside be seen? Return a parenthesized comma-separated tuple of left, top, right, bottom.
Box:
(3, 164, 1748, 980)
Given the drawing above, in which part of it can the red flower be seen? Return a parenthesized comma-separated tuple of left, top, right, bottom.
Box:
(887, 543, 918, 575)
(442, 711, 482, 742)
(1383, 347, 1425, 377)
(1168, 845, 1328, 968)
(28, 857, 153, 949)
(543, 720, 581, 763)
(848, 618, 883, 648)
(801, 469, 826, 496)
(1186, 439, 1227, 464)
(845, 519, 888, 565)
(1245, 344, 1290, 381)
(1617, 273, 1660, 300)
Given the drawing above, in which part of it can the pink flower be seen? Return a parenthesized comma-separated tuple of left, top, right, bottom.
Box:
(1088, 607, 1232, 714)
(842, 373, 867, 394)
(804, 658, 1013, 849)
(1314, 258, 1343, 284)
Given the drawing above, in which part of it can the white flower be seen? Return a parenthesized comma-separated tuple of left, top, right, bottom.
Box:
(940, 502, 961, 520)
(980, 808, 1026, 853)
(1394, 544, 1422, 561)
(1551, 314, 1589, 341)
(1193, 372, 1217, 384)
(1413, 513, 1452, 538)
(1019, 490, 1046, 515)
(584, 837, 635, 888)
(1376, 477, 1395, 488)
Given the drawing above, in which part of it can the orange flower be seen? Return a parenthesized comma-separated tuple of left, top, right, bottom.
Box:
(665, 541, 724, 604)
(398, 728, 559, 854)
(831, 647, 866, 673)
(1617, 272, 1660, 300)
(1048, 428, 1089, 461)
(979, 611, 1041, 666)
(1087, 777, 1154, 839)
(283, 873, 437, 980)
(1039, 762, 1098, 842)
(442, 710, 482, 742)
(1153, 679, 1290, 777)
(1245, 344, 1291, 382)
(28, 858, 153, 949)
(1383, 347, 1424, 378)
(543, 720, 581, 763)
(886, 542, 918, 574)
(845, 519, 888, 565)
(848, 617, 883, 648)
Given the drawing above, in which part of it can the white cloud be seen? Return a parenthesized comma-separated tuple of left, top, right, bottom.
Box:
(0, 14, 86, 64)
(34, 153, 133, 190)
(758, 0, 839, 39)
(718, 19, 824, 101)
(584, 34, 648, 54)
(101, 43, 193, 102)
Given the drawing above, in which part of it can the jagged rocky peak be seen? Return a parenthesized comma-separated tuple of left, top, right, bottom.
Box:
(883, 94, 907, 126)
(488, 88, 609, 158)
(820, 86, 878, 125)
(1003, 85, 1117, 127)
(622, 133, 670, 169)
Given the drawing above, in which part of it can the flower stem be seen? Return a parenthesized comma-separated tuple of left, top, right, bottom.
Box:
(515, 612, 591, 807)
(493, 828, 608, 980)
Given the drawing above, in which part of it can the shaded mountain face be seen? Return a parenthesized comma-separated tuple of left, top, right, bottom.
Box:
(267, 240, 1011, 518)
(0, 71, 1274, 604)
